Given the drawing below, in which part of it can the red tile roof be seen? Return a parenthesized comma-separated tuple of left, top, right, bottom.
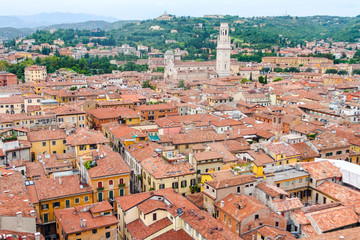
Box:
(26, 175, 92, 203)
(27, 129, 66, 142)
(127, 218, 172, 239)
(301, 161, 341, 180)
(54, 201, 117, 234)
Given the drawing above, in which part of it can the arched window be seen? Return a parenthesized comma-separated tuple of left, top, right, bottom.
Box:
(98, 181, 103, 188)
(109, 180, 113, 186)
(119, 178, 124, 185)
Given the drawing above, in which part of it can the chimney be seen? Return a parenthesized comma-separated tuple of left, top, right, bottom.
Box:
(81, 219, 87, 228)
(34, 232, 41, 240)
(220, 200, 225, 208)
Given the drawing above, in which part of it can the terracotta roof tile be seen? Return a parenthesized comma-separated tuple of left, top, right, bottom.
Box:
(306, 206, 358, 233)
(66, 128, 109, 146)
(153, 229, 192, 240)
(127, 218, 172, 239)
(141, 157, 195, 179)
(54, 202, 117, 234)
(206, 175, 255, 189)
(301, 161, 341, 180)
(28, 129, 66, 142)
(256, 182, 289, 198)
(26, 175, 92, 203)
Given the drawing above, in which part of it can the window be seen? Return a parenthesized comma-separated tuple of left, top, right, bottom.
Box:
(119, 189, 124, 196)
(275, 222, 279, 227)
(43, 213, 49, 223)
(63, 140, 66, 144)
(53, 202, 60, 208)
(98, 192, 103, 202)
(172, 182, 178, 189)
(224, 215, 227, 224)
(237, 186, 241, 193)
(79, 145, 87, 151)
(84, 196, 89, 202)
(119, 178, 124, 185)
(299, 178, 302, 183)
(216, 210, 219, 218)
(181, 180, 187, 188)
(159, 184, 165, 189)
(41, 204, 49, 210)
(197, 170, 201, 174)
(105, 232, 110, 238)
(229, 218, 232, 227)
(236, 224, 239, 233)
(276, 183, 280, 187)
(52, 141, 56, 146)
(305, 177, 309, 182)
(92, 229, 97, 234)
(89, 144, 97, 150)
(255, 214, 259, 220)
(76, 233, 81, 236)
(42, 142, 46, 147)
(109, 190, 114, 199)
(98, 182, 103, 188)
(286, 181, 289, 186)
(153, 213, 157, 221)
(336, 151, 342, 155)
(65, 199, 70, 208)
(109, 180, 113, 186)
(75, 198, 80, 204)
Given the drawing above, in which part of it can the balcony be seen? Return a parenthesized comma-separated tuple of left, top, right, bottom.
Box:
(97, 187, 104, 191)
(118, 183, 126, 188)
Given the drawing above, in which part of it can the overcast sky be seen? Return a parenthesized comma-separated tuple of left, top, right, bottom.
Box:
(1, 0, 359, 19)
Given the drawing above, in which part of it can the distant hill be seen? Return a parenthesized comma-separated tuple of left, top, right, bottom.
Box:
(0, 12, 119, 28)
(39, 20, 139, 31)
(1, 15, 360, 49)
(0, 27, 34, 40)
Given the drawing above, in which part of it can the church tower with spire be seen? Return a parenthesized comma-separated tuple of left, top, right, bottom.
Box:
(216, 23, 231, 77)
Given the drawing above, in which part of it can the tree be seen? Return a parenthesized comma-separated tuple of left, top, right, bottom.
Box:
(325, 69, 338, 74)
(258, 75, 265, 84)
(273, 77, 283, 82)
(0, 60, 9, 71)
(338, 70, 348, 75)
(240, 78, 248, 84)
(249, 72, 253, 81)
(305, 68, 313, 72)
(260, 67, 271, 74)
(178, 80, 186, 89)
(264, 75, 268, 84)
(353, 69, 360, 75)
(142, 80, 154, 90)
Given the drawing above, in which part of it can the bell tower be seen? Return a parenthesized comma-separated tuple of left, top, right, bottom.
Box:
(216, 23, 231, 77)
